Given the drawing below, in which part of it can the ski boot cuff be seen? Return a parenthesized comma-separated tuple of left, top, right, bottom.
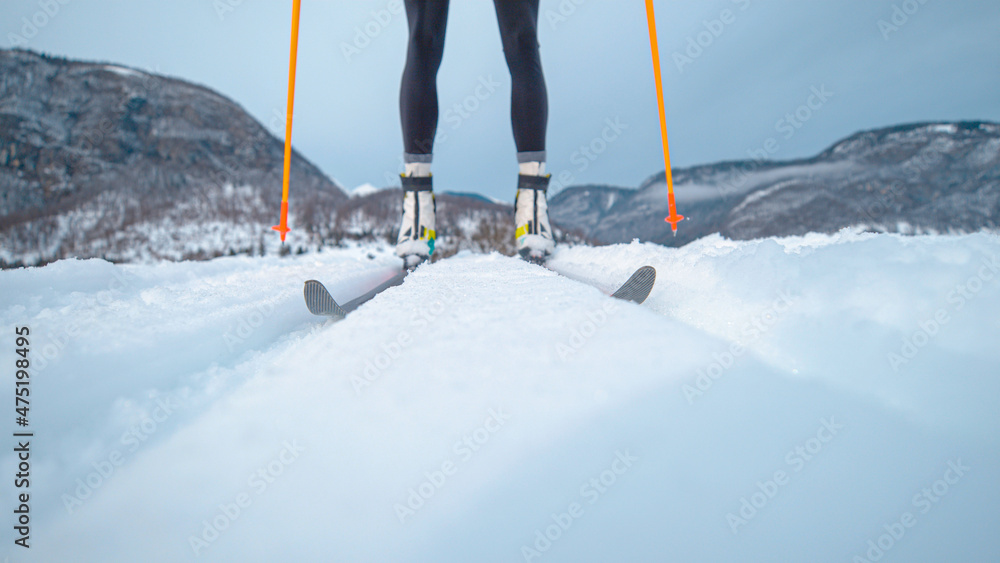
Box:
(517, 174, 551, 192)
(401, 174, 433, 192)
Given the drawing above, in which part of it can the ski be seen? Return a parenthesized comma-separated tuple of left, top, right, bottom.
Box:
(305, 259, 655, 320)
(304, 269, 408, 319)
(609, 265, 657, 304)
(548, 264, 657, 305)
(521, 248, 656, 304)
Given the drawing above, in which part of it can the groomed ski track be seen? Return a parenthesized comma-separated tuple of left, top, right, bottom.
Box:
(1, 233, 999, 562)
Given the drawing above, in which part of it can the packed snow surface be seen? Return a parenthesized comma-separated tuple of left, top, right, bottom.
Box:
(1, 232, 998, 562)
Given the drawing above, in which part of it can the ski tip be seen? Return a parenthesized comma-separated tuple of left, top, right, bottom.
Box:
(611, 265, 657, 304)
(304, 279, 347, 319)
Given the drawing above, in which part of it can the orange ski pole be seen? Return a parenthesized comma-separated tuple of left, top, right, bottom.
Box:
(644, 0, 684, 234)
(272, 0, 301, 242)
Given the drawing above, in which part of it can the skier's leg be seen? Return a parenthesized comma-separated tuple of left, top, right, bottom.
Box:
(493, 0, 547, 168)
(400, 0, 450, 167)
(494, 0, 554, 261)
(397, 0, 449, 268)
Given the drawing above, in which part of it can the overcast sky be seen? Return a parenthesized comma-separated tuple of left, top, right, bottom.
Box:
(3, 0, 998, 201)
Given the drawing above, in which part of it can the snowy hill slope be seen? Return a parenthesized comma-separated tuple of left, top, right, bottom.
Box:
(1, 233, 999, 562)
(552, 121, 1000, 247)
(0, 49, 345, 267)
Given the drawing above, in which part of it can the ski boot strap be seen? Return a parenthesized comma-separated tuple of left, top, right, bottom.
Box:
(401, 174, 433, 192)
(518, 174, 551, 192)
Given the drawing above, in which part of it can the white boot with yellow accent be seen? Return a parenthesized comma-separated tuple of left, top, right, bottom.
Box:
(395, 174, 436, 270)
(514, 169, 555, 263)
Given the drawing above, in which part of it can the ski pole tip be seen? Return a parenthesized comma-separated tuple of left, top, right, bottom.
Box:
(271, 223, 290, 242)
(664, 213, 684, 234)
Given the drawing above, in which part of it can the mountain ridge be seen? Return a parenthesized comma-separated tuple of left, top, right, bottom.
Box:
(3, 48, 997, 267)
(553, 120, 1000, 245)
(0, 48, 345, 266)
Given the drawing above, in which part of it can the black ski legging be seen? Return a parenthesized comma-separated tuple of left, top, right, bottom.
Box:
(400, 0, 548, 162)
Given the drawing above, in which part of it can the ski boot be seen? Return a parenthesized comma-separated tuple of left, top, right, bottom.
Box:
(514, 173, 555, 264)
(395, 174, 436, 270)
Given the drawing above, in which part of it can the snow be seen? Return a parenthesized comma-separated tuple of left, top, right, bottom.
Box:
(350, 183, 382, 198)
(928, 124, 958, 134)
(729, 179, 800, 215)
(102, 65, 145, 79)
(966, 137, 1000, 167)
(663, 162, 858, 203)
(1, 232, 999, 562)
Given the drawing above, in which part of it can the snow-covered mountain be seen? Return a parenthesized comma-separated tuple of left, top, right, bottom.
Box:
(1, 231, 997, 561)
(4, 48, 998, 268)
(0, 50, 577, 267)
(552, 121, 1000, 246)
(0, 49, 345, 266)
(349, 183, 382, 198)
